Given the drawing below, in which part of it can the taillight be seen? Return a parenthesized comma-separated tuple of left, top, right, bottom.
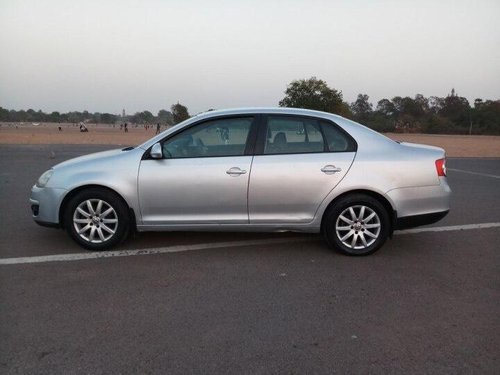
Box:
(435, 158, 446, 177)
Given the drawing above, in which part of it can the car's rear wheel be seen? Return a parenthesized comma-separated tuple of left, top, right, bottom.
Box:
(323, 194, 390, 256)
(64, 188, 130, 250)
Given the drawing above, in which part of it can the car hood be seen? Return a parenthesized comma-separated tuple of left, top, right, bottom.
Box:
(53, 148, 127, 170)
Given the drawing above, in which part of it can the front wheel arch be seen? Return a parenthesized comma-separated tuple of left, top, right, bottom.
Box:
(59, 185, 136, 231)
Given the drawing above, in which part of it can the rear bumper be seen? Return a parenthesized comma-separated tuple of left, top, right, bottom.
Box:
(395, 210, 449, 230)
(385, 178, 451, 218)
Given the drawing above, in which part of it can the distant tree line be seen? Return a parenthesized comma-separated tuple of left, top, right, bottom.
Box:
(0, 108, 120, 124)
(0, 102, 191, 126)
(279, 77, 500, 135)
(2, 78, 499, 134)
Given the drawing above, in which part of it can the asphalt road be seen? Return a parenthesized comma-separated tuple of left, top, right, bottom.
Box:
(1, 144, 499, 374)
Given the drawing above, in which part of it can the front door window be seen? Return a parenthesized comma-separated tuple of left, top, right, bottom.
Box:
(162, 117, 253, 158)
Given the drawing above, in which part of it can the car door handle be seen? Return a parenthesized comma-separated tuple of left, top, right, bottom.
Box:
(226, 167, 247, 176)
(321, 165, 342, 174)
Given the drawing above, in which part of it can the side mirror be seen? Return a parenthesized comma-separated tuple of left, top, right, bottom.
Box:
(150, 142, 163, 159)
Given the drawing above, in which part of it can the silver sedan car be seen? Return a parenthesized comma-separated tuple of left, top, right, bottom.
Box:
(30, 108, 451, 255)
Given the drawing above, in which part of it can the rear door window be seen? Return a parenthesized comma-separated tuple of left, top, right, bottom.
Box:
(264, 116, 325, 155)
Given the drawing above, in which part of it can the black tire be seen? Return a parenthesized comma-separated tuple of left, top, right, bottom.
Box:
(322, 194, 390, 256)
(64, 188, 130, 251)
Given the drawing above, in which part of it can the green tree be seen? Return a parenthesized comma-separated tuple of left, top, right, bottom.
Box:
(394, 96, 426, 118)
(171, 103, 190, 124)
(414, 94, 430, 114)
(142, 110, 154, 123)
(350, 94, 373, 121)
(279, 77, 344, 114)
(471, 99, 500, 135)
(131, 111, 154, 124)
(68, 112, 82, 123)
(157, 109, 173, 124)
(101, 113, 118, 124)
(338, 101, 353, 118)
(48, 111, 61, 123)
(92, 113, 101, 124)
(25, 109, 36, 121)
(429, 96, 445, 114)
(0, 107, 9, 121)
(439, 89, 470, 125)
(376, 99, 396, 117)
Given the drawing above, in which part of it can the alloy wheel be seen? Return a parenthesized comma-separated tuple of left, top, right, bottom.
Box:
(73, 199, 118, 243)
(335, 205, 381, 250)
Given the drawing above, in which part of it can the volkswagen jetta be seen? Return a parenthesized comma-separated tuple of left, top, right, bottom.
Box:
(30, 108, 451, 255)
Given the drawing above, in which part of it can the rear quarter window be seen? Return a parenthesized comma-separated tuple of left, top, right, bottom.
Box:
(320, 121, 357, 152)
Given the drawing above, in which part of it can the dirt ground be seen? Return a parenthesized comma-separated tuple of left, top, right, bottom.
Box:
(1, 122, 499, 157)
(385, 133, 500, 158)
(0, 122, 154, 146)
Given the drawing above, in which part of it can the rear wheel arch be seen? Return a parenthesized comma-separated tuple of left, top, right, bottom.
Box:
(321, 190, 395, 255)
(320, 189, 396, 235)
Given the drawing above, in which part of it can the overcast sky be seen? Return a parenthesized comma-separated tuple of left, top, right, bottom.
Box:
(1, 0, 499, 115)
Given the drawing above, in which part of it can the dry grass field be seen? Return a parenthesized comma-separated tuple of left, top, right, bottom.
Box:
(0, 122, 154, 146)
(384, 133, 500, 157)
(1, 122, 499, 157)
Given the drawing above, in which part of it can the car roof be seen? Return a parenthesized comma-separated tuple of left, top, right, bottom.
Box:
(139, 107, 393, 150)
(192, 107, 343, 121)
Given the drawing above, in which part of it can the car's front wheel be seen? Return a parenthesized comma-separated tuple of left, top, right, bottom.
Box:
(64, 188, 130, 250)
(323, 194, 390, 256)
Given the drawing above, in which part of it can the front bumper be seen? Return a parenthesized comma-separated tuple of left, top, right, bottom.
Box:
(30, 185, 67, 227)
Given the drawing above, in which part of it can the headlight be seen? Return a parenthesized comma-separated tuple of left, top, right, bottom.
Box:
(36, 169, 54, 188)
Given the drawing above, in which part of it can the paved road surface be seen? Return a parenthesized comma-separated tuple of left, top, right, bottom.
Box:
(1, 144, 499, 374)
